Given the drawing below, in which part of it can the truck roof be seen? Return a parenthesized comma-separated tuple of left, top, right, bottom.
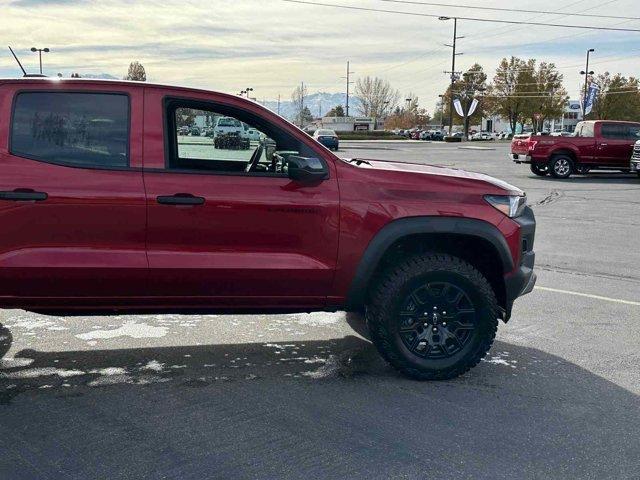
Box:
(0, 76, 238, 101)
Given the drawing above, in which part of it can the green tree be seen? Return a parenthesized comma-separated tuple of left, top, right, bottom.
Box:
(301, 106, 314, 124)
(587, 72, 640, 121)
(520, 62, 567, 133)
(490, 57, 536, 134)
(124, 61, 146, 81)
(325, 105, 345, 117)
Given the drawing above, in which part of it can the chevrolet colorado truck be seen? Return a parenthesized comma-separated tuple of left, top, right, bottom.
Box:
(0, 78, 536, 380)
(511, 120, 640, 179)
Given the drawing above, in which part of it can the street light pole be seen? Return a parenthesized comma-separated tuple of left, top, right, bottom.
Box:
(30, 47, 50, 75)
(580, 49, 595, 117)
(440, 17, 463, 136)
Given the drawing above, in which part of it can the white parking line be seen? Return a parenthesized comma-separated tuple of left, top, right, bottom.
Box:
(535, 286, 640, 306)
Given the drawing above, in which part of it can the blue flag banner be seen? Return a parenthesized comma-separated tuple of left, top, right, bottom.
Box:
(584, 83, 599, 116)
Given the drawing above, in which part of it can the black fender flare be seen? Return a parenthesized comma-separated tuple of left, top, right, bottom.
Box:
(345, 216, 514, 310)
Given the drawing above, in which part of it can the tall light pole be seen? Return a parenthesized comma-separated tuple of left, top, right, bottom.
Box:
(245, 87, 254, 100)
(439, 17, 464, 136)
(30, 47, 49, 75)
(580, 49, 595, 117)
(342, 61, 355, 117)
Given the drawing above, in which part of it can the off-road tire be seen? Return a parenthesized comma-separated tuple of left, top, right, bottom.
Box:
(549, 155, 573, 179)
(530, 163, 548, 176)
(366, 253, 498, 381)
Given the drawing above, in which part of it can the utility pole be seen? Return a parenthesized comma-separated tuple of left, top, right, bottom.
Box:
(277, 94, 281, 116)
(440, 17, 464, 136)
(300, 81, 305, 127)
(580, 48, 595, 118)
(343, 61, 355, 118)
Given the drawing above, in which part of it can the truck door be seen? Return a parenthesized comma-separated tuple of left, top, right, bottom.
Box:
(142, 89, 340, 309)
(0, 86, 147, 307)
(596, 122, 640, 168)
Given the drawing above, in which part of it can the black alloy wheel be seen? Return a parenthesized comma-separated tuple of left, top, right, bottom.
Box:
(398, 282, 477, 359)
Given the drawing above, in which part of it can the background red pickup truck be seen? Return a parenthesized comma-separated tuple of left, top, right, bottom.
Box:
(511, 120, 640, 178)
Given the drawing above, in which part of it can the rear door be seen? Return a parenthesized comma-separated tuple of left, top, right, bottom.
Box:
(0, 83, 147, 307)
(142, 89, 340, 309)
(596, 122, 640, 167)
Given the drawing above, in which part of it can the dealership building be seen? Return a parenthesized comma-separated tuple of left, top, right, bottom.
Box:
(312, 116, 378, 132)
(480, 99, 583, 134)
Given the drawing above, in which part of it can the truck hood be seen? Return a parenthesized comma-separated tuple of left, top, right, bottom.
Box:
(342, 158, 524, 196)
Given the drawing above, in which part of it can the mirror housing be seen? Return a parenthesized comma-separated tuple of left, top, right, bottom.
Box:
(287, 156, 328, 183)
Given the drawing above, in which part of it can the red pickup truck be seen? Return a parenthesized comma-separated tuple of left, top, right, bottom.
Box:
(0, 77, 536, 380)
(511, 120, 640, 178)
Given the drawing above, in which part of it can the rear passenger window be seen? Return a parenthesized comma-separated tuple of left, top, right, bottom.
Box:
(601, 123, 640, 140)
(11, 92, 129, 168)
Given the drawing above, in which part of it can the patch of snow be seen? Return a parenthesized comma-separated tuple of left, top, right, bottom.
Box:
(302, 355, 341, 379)
(482, 352, 518, 369)
(141, 360, 164, 372)
(0, 357, 34, 368)
(88, 374, 131, 387)
(76, 321, 168, 341)
(291, 312, 343, 326)
(89, 367, 127, 376)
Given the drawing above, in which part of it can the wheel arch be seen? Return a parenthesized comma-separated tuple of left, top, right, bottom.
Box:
(549, 148, 578, 162)
(345, 217, 514, 314)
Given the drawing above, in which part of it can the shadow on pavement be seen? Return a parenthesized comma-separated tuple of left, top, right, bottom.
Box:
(532, 172, 640, 184)
(0, 324, 638, 479)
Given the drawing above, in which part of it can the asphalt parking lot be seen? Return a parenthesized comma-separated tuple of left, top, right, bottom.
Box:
(1, 141, 639, 480)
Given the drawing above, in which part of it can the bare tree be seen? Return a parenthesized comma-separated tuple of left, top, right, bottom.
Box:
(354, 76, 400, 118)
(291, 83, 308, 126)
(124, 61, 146, 81)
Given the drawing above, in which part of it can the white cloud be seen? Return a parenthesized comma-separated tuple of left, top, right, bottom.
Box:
(1, 0, 638, 111)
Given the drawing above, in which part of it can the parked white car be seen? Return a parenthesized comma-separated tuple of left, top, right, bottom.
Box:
(213, 116, 244, 137)
(471, 131, 495, 141)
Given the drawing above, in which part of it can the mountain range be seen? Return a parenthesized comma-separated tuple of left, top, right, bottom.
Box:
(261, 92, 361, 120)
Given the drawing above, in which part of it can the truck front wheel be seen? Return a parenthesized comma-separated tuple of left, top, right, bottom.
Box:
(366, 253, 498, 380)
(549, 155, 573, 179)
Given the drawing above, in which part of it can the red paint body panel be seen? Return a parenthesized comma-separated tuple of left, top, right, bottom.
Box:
(0, 81, 146, 300)
(0, 78, 530, 312)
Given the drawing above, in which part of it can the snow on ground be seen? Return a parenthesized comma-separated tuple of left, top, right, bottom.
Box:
(76, 321, 168, 340)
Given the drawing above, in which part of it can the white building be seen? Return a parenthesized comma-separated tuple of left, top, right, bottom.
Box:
(480, 99, 583, 134)
(317, 116, 377, 132)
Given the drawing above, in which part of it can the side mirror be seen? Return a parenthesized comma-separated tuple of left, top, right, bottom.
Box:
(287, 156, 328, 183)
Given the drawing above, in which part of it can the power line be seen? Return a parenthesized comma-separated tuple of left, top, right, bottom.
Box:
(373, 0, 640, 21)
(281, 0, 640, 32)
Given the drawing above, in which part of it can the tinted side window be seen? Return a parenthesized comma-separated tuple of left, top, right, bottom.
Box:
(601, 123, 626, 139)
(166, 101, 315, 176)
(11, 92, 129, 168)
(601, 123, 640, 140)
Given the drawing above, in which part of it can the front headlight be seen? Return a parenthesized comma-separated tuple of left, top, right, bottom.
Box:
(484, 194, 527, 218)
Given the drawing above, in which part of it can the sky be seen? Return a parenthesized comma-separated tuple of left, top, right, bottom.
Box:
(1, 0, 639, 113)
